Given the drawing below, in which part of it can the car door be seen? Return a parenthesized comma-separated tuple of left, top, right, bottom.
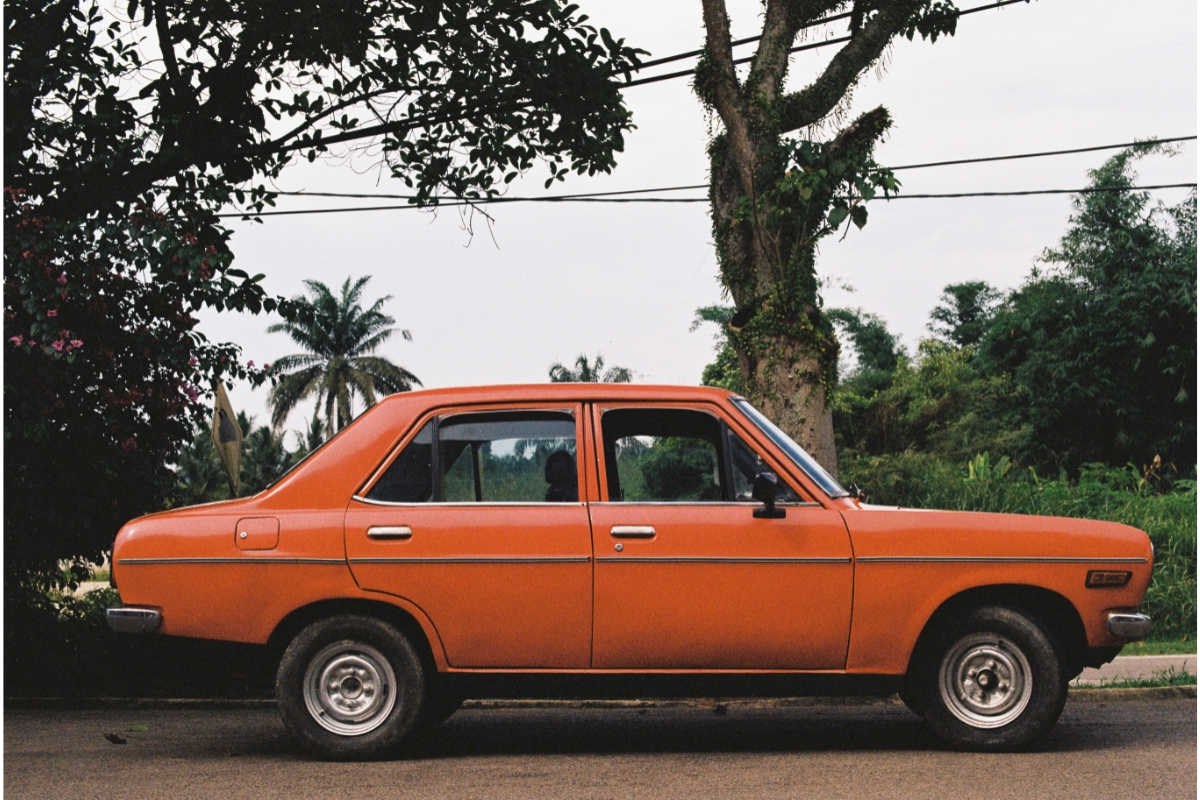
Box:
(588, 403, 854, 670)
(345, 405, 593, 669)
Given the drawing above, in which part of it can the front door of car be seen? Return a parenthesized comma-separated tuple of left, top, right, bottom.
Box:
(588, 404, 854, 670)
(345, 406, 593, 669)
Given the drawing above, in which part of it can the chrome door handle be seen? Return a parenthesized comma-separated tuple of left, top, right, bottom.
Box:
(610, 525, 656, 538)
(367, 526, 412, 540)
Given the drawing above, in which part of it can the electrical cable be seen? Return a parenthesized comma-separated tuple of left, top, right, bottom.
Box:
(269, 136, 1197, 202)
(219, 182, 1196, 218)
(620, 0, 1032, 88)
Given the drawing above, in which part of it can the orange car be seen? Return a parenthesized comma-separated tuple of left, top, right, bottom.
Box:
(108, 384, 1152, 757)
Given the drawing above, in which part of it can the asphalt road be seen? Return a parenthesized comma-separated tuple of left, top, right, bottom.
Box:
(5, 697, 1195, 800)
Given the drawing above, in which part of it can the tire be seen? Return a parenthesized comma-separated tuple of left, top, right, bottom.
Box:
(417, 681, 464, 730)
(276, 615, 426, 759)
(916, 606, 1067, 752)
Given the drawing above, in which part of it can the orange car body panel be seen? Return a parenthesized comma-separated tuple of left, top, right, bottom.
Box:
(111, 384, 1154, 677)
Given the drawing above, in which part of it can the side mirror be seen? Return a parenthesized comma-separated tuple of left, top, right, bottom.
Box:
(752, 472, 786, 519)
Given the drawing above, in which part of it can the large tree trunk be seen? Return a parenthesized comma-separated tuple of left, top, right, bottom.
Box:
(697, 0, 930, 476)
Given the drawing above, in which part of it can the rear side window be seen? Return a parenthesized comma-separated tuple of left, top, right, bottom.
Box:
(365, 411, 578, 503)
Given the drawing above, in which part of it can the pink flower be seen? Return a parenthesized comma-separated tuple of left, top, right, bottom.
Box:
(57, 272, 67, 285)
(27, 340, 37, 348)
(247, 360, 255, 368)
(262, 363, 270, 371)
(51, 340, 64, 352)
(46, 309, 57, 318)
(10, 335, 22, 346)
(69, 339, 83, 349)
(188, 355, 198, 367)
(184, 385, 199, 402)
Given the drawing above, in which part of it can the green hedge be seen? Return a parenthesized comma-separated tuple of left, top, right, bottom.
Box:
(842, 453, 1197, 640)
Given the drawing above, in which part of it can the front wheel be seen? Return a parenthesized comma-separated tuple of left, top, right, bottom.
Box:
(276, 615, 426, 759)
(918, 606, 1067, 751)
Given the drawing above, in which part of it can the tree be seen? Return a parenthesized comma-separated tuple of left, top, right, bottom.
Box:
(268, 276, 420, 432)
(691, 304, 744, 394)
(173, 412, 304, 503)
(5, 0, 641, 587)
(548, 354, 633, 383)
(928, 281, 1001, 347)
(978, 145, 1196, 473)
(694, 0, 961, 475)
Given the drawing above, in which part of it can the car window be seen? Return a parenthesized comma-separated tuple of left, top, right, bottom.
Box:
(727, 428, 803, 503)
(601, 408, 726, 502)
(366, 411, 578, 504)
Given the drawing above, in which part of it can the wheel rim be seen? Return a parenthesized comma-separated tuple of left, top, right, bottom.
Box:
(938, 633, 1033, 729)
(303, 641, 397, 737)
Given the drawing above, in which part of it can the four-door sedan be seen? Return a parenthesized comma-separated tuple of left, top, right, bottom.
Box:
(107, 384, 1153, 758)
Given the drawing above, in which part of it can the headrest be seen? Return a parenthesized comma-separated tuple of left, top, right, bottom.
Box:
(544, 450, 577, 484)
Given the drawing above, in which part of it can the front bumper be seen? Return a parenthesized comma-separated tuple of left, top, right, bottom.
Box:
(106, 607, 162, 634)
(1106, 612, 1152, 640)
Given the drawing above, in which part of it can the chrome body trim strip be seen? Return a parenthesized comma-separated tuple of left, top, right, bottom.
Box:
(348, 556, 592, 564)
(1106, 612, 1152, 640)
(117, 557, 345, 565)
(594, 556, 851, 564)
(367, 526, 413, 540)
(106, 608, 162, 634)
(588, 501, 823, 508)
(855, 556, 1148, 564)
(351, 497, 586, 508)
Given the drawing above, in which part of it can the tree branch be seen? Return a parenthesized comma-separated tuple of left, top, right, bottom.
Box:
(699, 0, 756, 193)
(775, 0, 924, 133)
(748, 0, 841, 106)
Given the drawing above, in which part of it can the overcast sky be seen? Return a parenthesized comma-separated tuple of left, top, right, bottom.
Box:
(200, 0, 1198, 438)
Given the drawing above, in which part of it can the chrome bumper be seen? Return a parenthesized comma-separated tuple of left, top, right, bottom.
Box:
(1106, 612, 1151, 640)
(106, 607, 162, 634)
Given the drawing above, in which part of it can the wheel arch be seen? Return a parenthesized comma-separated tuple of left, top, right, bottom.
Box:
(907, 584, 1089, 679)
(267, 597, 447, 674)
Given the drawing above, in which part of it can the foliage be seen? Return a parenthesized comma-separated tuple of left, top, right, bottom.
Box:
(267, 276, 419, 433)
(548, 353, 633, 383)
(5, 0, 641, 604)
(691, 305, 744, 394)
(927, 281, 1000, 347)
(174, 412, 309, 504)
(841, 454, 1196, 640)
(978, 146, 1196, 473)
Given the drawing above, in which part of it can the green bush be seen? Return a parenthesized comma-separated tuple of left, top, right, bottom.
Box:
(842, 454, 1197, 640)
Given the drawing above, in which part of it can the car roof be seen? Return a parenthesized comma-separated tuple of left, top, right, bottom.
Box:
(375, 383, 739, 407)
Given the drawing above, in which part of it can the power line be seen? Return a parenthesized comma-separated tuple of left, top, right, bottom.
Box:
(270, 135, 1197, 202)
(220, 182, 1195, 218)
(622, 0, 1032, 88)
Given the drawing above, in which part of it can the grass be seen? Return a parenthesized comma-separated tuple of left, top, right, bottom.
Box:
(1120, 638, 1196, 656)
(1075, 666, 1197, 690)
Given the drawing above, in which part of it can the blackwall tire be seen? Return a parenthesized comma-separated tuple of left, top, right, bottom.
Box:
(920, 606, 1067, 752)
(276, 615, 425, 759)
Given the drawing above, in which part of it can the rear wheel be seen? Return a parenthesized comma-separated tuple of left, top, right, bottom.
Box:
(276, 615, 426, 759)
(917, 606, 1067, 751)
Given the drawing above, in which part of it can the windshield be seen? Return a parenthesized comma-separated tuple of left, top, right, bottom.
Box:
(730, 397, 849, 499)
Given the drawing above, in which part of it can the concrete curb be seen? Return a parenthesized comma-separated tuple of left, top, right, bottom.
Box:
(6, 685, 1194, 711)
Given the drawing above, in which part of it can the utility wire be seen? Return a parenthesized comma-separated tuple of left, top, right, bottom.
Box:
(220, 182, 1196, 218)
(621, 0, 1032, 88)
(270, 136, 1197, 202)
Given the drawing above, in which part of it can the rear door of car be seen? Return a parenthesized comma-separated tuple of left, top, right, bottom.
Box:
(586, 402, 854, 670)
(345, 403, 594, 669)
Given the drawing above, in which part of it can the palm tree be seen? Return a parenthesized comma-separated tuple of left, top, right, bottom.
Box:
(267, 276, 420, 433)
(548, 353, 632, 383)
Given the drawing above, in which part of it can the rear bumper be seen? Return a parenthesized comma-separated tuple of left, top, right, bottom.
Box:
(106, 607, 162, 634)
(1106, 612, 1151, 640)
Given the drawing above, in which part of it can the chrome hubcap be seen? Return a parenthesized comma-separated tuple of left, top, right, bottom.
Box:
(303, 641, 397, 736)
(938, 633, 1032, 729)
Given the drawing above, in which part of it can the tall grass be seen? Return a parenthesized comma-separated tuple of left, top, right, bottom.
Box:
(842, 453, 1197, 640)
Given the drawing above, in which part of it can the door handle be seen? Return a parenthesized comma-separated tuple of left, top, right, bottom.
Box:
(610, 525, 656, 538)
(367, 526, 412, 540)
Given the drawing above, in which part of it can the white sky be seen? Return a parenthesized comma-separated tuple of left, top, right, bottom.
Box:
(200, 0, 1198, 439)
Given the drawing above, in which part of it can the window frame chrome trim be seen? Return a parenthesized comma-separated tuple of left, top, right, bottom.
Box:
(351, 496, 587, 508)
(587, 501, 823, 508)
